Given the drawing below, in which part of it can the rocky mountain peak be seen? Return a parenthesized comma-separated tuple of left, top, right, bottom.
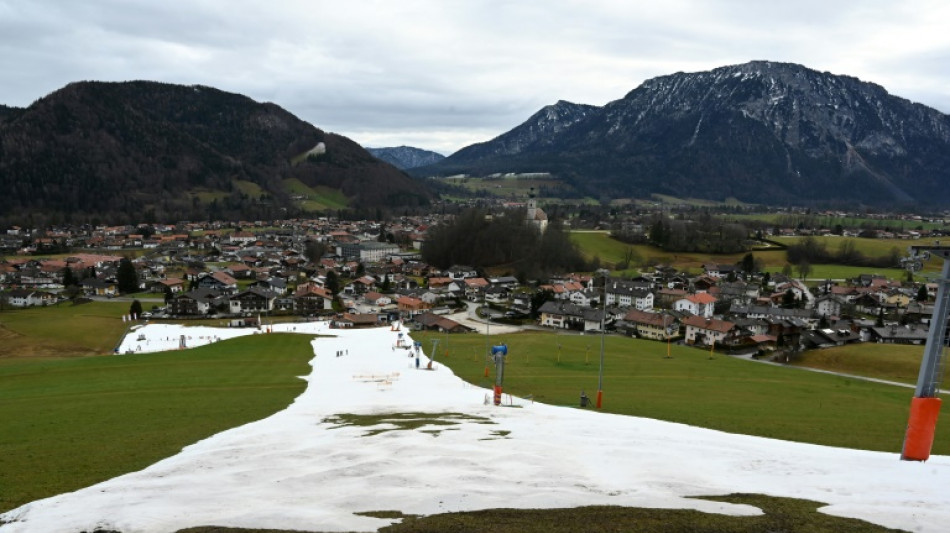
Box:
(367, 146, 445, 170)
(418, 60, 950, 207)
(448, 99, 599, 162)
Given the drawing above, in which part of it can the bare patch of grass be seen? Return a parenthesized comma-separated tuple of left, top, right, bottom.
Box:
(323, 412, 493, 437)
(176, 494, 906, 532)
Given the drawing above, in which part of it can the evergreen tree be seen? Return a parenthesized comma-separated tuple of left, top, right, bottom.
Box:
(116, 257, 139, 294)
(649, 218, 667, 247)
(325, 270, 340, 296)
(129, 299, 143, 319)
(782, 289, 796, 308)
(917, 285, 929, 302)
(740, 253, 755, 274)
(530, 289, 554, 319)
(62, 266, 77, 287)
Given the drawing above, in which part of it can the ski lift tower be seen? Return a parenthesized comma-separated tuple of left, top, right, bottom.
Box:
(900, 244, 950, 461)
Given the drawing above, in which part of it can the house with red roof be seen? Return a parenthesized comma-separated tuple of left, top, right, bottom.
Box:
(682, 315, 738, 346)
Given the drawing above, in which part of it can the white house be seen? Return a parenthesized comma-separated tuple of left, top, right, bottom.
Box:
(6, 289, 56, 307)
(604, 281, 654, 311)
(674, 292, 717, 318)
(682, 315, 737, 346)
(815, 294, 846, 317)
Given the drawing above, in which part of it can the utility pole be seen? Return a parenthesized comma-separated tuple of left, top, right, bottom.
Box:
(901, 245, 950, 461)
(596, 268, 610, 409)
(428, 339, 439, 370)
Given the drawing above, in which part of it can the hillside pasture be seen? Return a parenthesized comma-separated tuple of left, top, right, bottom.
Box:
(644, 193, 749, 207)
(0, 328, 924, 533)
(0, 300, 129, 358)
(282, 177, 349, 211)
(414, 330, 946, 455)
(790, 343, 926, 385)
(0, 333, 315, 513)
(234, 179, 265, 198)
(440, 174, 579, 200)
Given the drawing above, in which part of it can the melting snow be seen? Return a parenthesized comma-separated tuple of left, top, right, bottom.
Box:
(1, 322, 947, 532)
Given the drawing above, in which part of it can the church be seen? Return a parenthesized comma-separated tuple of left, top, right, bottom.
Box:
(525, 188, 548, 233)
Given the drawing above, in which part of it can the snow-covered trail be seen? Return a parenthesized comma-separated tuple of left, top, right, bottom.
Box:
(1, 322, 947, 532)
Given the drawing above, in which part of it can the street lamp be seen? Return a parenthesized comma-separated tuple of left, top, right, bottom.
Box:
(483, 307, 491, 378)
(596, 268, 610, 408)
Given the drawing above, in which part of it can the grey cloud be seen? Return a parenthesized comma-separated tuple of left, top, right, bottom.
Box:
(0, 0, 947, 153)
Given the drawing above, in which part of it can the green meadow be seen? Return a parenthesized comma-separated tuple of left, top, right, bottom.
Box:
(414, 331, 946, 455)
(0, 333, 315, 513)
(0, 300, 130, 358)
(569, 230, 938, 279)
(569, 231, 788, 272)
(764, 263, 908, 280)
(726, 213, 950, 232)
(771, 235, 945, 260)
(788, 342, 926, 385)
(440, 175, 579, 199)
(283, 177, 349, 211)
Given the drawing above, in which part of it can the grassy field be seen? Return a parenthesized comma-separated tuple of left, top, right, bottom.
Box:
(282, 178, 349, 211)
(439, 175, 580, 200)
(0, 300, 131, 358)
(771, 235, 945, 259)
(0, 333, 315, 513)
(234, 179, 265, 198)
(726, 213, 950, 232)
(569, 231, 930, 279)
(646, 194, 748, 207)
(414, 331, 945, 455)
(569, 231, 788, 272)
(764, 263, 908, 281)
(189, 189, 230, 203)
(790, 343, 927, 385)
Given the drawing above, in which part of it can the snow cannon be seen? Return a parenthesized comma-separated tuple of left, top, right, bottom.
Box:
(491, 344, 508, 405)
(900, 245, 950, 461)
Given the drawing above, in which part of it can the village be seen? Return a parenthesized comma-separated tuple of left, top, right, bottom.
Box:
(0, 210, 943, 361)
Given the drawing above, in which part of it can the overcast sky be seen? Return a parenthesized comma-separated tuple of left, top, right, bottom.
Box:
(2, 1, 949, 155)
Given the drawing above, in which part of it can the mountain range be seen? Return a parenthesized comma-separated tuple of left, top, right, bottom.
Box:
(415, 61, 950, 207)
(367, 146, 445, 170)
(0, 81, 431, 225)
(2, 61, 948, 227)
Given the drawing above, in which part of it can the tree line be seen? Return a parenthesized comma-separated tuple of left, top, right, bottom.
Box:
(639, 214, 748, 253)
(421, 208, 589, 280)
(785, 236, 903, 269)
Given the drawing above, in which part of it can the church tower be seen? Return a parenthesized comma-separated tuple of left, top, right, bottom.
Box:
(525, 188, 548, 233)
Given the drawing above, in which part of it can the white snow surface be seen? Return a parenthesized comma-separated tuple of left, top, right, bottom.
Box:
(2, 322, 948, 533)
